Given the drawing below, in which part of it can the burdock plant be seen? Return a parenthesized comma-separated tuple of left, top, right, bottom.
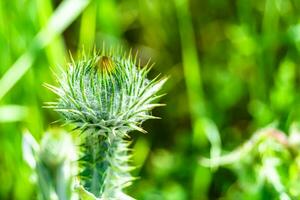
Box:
(45, 48, 167, 199)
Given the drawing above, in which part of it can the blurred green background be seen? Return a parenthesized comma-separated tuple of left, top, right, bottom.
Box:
(1, 0, 300, 199)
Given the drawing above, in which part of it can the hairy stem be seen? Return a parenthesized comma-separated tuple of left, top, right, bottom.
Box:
(79, 131, 132, 198)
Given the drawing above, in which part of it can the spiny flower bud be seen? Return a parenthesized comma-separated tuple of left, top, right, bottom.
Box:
(45, 49, 166, 136)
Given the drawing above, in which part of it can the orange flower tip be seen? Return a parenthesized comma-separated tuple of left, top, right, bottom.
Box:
(97, 56, 115, 73)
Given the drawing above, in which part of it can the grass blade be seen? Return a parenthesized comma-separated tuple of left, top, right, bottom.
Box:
(0, 0, 91, 101)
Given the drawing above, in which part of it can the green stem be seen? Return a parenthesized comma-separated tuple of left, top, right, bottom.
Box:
(174, 0, 207, 147)
(79, 131, 132, 199)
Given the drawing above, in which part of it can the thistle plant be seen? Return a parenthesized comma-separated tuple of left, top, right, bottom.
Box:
(45, 48, 167, 199)
(22, 128, 77, 200)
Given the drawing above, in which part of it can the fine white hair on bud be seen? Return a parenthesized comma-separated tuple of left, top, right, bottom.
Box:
(46, 49, 167, 136)
(46, 48, 167, 199)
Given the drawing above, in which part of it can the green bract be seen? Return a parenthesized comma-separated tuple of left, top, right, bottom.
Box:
(46, 49, 167, 199)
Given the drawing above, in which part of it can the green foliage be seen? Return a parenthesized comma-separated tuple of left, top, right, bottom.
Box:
(46, 49, 166, 199)
(201, 124, 300, 200)
(2, 0, 300, 199)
